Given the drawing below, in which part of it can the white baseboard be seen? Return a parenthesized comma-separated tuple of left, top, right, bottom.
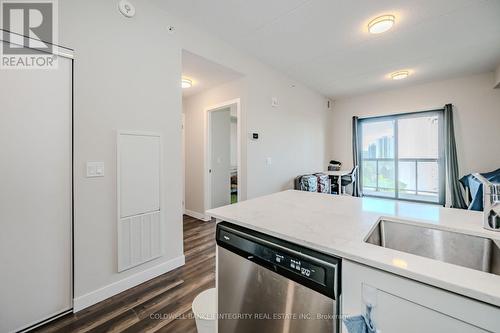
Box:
(73, 255, 185, 312)
(184, 209, 211, 222)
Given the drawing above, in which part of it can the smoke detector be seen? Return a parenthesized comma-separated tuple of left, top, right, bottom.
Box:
(118, 0, 136, 18)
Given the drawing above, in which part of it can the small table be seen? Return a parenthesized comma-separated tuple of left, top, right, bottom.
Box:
(323, 170, 351, 195)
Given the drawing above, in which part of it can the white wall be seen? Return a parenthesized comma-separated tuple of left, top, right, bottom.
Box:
(495, 64, 500, 88)
(183, 74, 329, 215)
(330, 72, 500, 180)
(59, 0, 184, 307)
(58, 0, 329, 308)
(183, 82, 245, 216)
(176, 15, 331, 204)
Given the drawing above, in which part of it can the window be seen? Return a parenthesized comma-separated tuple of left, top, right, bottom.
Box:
(358, 110, 445, 204)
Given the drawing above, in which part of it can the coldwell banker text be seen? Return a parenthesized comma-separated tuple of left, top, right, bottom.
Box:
(1, 0, 58, 69)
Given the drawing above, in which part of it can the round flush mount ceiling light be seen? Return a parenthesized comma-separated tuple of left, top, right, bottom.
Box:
(391, 70, 410, 80)
(181, 78, 193, 89)
(368, 15, 395, 34)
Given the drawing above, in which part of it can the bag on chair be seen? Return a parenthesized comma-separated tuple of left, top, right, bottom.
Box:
(315, 173, 330, 194)
(298, 175, 318, 192)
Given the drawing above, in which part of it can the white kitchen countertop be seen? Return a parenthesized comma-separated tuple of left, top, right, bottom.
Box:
(207, 190, 500, 307)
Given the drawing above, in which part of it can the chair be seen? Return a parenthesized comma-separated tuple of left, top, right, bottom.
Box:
(331, 166, 358, 195)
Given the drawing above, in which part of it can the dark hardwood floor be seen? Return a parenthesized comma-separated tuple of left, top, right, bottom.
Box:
(35, 215, 216, 333)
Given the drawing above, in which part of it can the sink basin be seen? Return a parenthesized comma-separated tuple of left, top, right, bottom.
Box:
(365, 219, 500, 276)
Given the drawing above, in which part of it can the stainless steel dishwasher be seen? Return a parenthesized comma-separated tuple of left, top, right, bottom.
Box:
(216, 222, 341, 333)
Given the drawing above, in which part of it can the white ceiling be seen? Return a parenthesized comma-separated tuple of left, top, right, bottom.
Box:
(182, 50, 243, 97)
(159, 0, 500, 99)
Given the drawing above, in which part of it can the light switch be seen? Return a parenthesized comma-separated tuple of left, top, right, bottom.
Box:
(266, 157, 272, 166)
(86, 162, 105, 178)
(96, 166, 104, 176)
(271, 97, 279, 107)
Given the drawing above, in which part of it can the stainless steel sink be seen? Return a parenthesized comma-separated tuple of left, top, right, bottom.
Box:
(365, 219, 500, 276)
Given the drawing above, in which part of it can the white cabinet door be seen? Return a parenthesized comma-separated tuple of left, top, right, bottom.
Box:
(372, 291, 489, 332)
(342, 260, 500, 333)
(0, 49, 73, 332)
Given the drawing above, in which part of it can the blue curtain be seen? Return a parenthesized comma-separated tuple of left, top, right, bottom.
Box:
(352, 116, 361, 197)
(444, 104, 467, 209)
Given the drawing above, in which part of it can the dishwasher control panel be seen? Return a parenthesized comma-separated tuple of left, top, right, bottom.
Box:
(217, 222, 340, 298)
(270, 249, 326, 284)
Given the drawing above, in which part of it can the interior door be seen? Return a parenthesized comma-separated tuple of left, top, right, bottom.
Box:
(210, 108, 231, 209)
(0, 47, 73, 332)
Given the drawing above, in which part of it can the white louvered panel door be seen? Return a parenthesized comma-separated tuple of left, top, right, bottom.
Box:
(117, 132, 163, 272)
(0, 48, 73, 331)
(118, 211, 162, 270)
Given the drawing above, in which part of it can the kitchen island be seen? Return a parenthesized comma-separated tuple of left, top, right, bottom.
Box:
(207, 190, 500, 332)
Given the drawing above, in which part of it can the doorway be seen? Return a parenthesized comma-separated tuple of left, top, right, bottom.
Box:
(358, 110, 445, 204)
(181, 49, 244, 221)
(206, 99, 241, 211)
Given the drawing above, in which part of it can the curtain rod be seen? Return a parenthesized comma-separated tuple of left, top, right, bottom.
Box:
(356, 105, 447, 120)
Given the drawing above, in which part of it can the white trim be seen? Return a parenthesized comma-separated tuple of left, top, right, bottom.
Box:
(204, 98, 242, 214)
(0, 29, 75, 59)
(182, 114, 186, 211)
(184, 209, 211, 222)
(16, 309, 73, 333)
(73, 255, 185, 312)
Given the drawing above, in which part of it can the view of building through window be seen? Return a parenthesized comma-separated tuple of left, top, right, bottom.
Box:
(359, 112, 443, 204)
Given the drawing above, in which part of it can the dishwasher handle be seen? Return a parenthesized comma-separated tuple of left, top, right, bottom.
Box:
(217, 221, 340, 299)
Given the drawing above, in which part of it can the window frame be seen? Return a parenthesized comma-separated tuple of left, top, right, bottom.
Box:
(357, 109, 445, 206)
